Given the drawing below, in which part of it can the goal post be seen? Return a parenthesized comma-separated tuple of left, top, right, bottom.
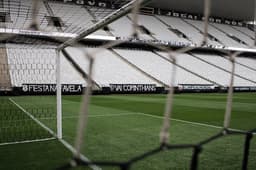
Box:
(56, 49, 62, 139)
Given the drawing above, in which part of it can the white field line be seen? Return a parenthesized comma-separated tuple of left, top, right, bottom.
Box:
(41, 112, 139, 120)
(0, 113, 138, 125)
(8, 97, 256, 137)
(88, 112, 137, 117)
(134, 112, 256, 135)
(8, 98, 101, 170)
(9, 98, 56, 137)
(10, 109, 253, 136)
(59, 111, 256, 135)
(0, 137, 55, 146)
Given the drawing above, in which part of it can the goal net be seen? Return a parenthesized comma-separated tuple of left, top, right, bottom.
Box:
(55, 0, 256, 169)
(0, 44, 58, 145)
(0, 0, 149, 148)
(0, 0, 256, 169)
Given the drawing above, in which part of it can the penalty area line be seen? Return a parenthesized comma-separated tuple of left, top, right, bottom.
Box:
(56, 110, 255, 135)
(134, 112, 256, 135)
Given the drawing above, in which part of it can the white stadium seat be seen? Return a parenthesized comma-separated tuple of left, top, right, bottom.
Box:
(6, 44, 85, 87)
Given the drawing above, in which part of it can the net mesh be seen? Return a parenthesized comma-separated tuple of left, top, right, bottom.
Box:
(0, 97, 55, 144)
(0, 45, 57, 145)
(0, 0, 133, 145)
(56, 0, 256, 169)
(0, 0, 256, 169)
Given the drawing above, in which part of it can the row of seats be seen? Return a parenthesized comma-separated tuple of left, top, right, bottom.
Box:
(195, 54, 256, 84)
(65, 47, 159, 87)
(65, 47, 256, 87)
(1, 1, 254, 48)
(108, 14, 254, 48)
(115, 49, 256, 87)
(212, 23, 254, 47)
(187, 20, 236, 47)
(156, 16, 221, 46)
(6, 44, 85, 87)
(48, 2, 108, 35)
(1, 0, 54, 31)
(115, 49, 208, 85)
(234, 26, 255, 40)
(3, 44, 256, 88)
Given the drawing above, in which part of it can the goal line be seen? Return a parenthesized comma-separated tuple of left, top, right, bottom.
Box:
(0, 137, 56, 147)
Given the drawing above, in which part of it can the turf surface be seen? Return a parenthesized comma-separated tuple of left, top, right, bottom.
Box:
(0, 93, 255, 170)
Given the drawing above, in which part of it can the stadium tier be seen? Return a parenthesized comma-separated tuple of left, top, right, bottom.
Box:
(65, 47, 160, 86)
(1, 0, 51, 30)
(48, 1, 109, 35)
(186, 19, 248, 48)
(236, 57, 256, 69)
(1, 0, 254, 47)
(212, 23, 254, 46)
(114, 49, 209, 85)
(2, 45, 256, 92)
(156, 15, 222, 46)
(194, 53, 256, 86)
(5, 44, 85, 87)
(233, 25, 255, 40)
(7, 45, 56, 86)
(129, 14, 190, 42)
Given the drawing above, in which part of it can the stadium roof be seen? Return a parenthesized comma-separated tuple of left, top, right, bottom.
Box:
(148, 0, 255, 21)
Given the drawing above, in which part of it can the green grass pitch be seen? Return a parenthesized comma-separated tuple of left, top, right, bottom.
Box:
(0, 93, 255, 170)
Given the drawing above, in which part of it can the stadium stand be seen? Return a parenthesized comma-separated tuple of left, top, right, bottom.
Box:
(1, 0, 256, 89)
(65, 47, 160, 87)
(85, 6, 115, 21)
(130, 14, 190, 42)
(6, 44, 84, 87)
(1, 0, 50, 30)
(236, 57, 256, 70)
(48, 1, 108, 35)
(190, 53, 256, 86)
(113, 49, 256, 87)
(233, 26, 255, 40)
(7, 45, 56, 86)
(4, 44, 256, 88)
(1, 0, 249, 49)
(185, 19, 248, 48)
(157, 52, 255, 87)
(98, 13, 253, 48)
(114, 49, 209, 85)
(60, 51, 86, 85)
(212, 23, 254, 46)
(156, 15, 222, 46)
(109, 16, 134, 38)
